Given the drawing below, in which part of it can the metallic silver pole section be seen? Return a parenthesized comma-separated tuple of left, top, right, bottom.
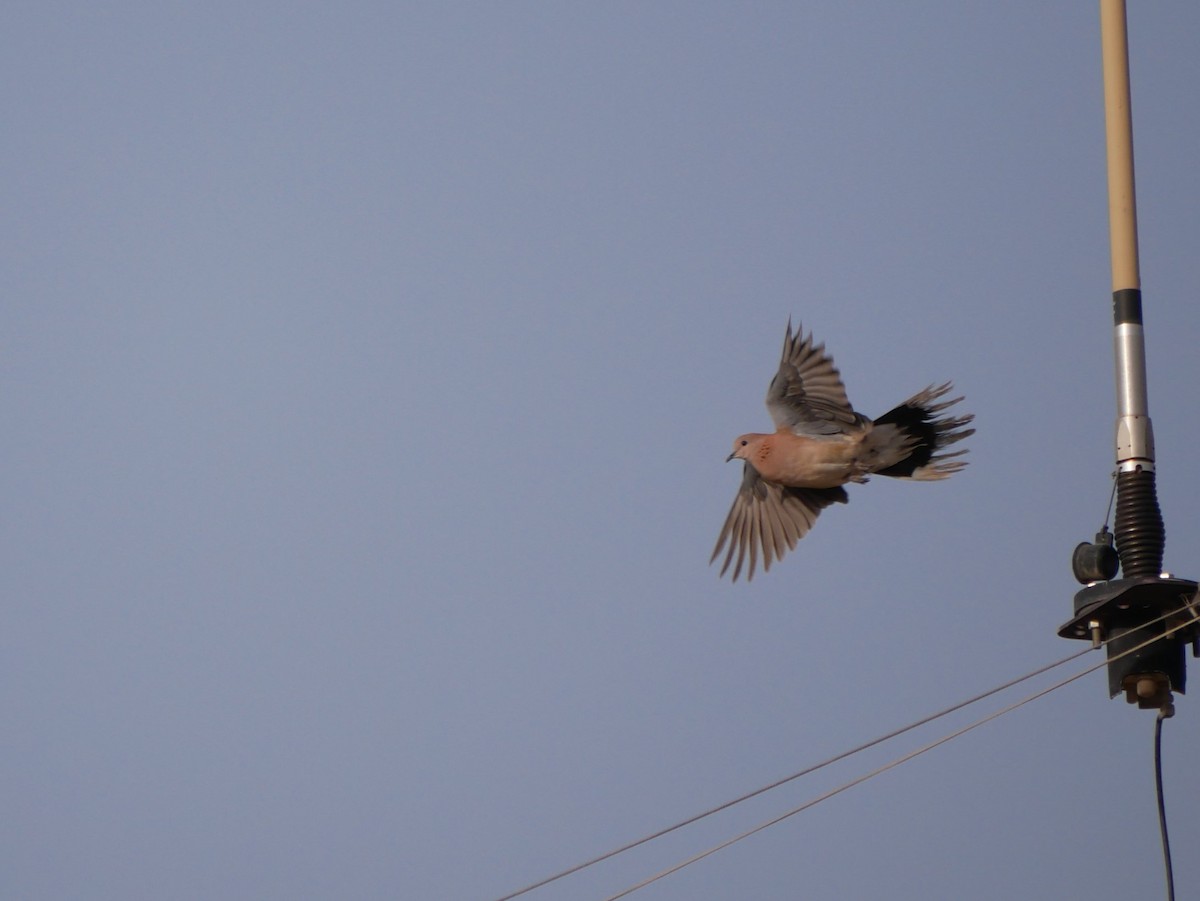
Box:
(1101, 0, 1155, 469)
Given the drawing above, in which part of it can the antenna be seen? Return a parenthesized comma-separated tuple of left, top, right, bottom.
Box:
(1058, 0, 1199, 709)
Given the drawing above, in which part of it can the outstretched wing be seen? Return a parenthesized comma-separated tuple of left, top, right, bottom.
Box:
(710, 463, 849, 582)
(765, 321, 865, 436)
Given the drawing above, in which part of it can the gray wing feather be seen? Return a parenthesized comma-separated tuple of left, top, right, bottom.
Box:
(710, 463, 849, 582)
(765, 321, 866, 436)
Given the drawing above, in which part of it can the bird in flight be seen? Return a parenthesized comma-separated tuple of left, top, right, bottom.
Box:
(712, 321, 974, 581)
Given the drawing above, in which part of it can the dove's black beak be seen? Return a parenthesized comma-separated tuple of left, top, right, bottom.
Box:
(725, 452, 736, 462)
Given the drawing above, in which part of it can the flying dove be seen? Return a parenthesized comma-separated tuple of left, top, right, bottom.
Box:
(712, 321, 974, 581)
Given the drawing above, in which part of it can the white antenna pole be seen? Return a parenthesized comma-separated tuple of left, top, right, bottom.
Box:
(1101, 0, 1162, 576)
(1101, 0, 1141, 294)
(1060, 1, 1197, 709)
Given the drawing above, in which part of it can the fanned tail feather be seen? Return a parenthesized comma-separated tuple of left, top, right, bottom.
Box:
(870, 382, 975, 480)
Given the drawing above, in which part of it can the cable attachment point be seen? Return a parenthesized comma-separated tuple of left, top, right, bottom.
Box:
(1125, 672, 1172, 710)
(1158, 695, 1175, 720)
(1058, 576, 1199, 704)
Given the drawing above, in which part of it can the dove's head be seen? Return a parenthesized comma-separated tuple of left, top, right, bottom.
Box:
(727, 433, 766, 463)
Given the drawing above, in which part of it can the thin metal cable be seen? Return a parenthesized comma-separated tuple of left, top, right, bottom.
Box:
(492, 646, 1091, 901)
(1103, 470, 1118, 529)
(603, 606, 1197, 901)
(1154, 709, 1175, 901)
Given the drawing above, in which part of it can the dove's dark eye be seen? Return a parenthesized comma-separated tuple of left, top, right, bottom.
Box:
(740, 440, 749, 446)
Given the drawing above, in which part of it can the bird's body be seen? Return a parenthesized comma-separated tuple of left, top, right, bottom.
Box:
(713, 321, 974, 581)
(731, 427, 906, 488)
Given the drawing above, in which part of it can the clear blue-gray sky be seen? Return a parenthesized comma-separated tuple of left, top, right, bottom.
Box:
(6, 4, 1200, 899)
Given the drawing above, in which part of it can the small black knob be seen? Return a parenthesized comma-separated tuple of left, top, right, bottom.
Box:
(1072, 529, 1120, 584)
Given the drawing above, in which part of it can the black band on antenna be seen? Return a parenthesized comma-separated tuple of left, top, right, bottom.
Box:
(1113, 288, 1143, 325)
